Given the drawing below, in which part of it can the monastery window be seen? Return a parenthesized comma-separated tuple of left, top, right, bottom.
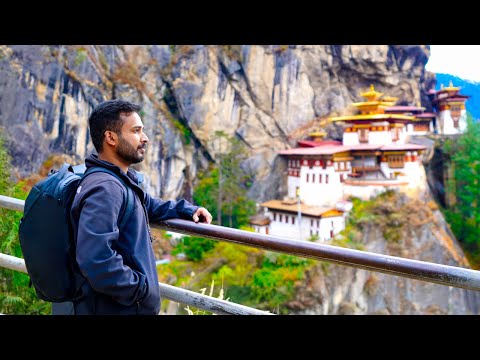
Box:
(285, 215, 289, 223)
(273, 213, 276, 221)
(279, 214, 283, 222)
(306, 174, 309, 182)
(322, 161, 327, 169)
(414, 124, 429, 132)
(391, 128, 402, 141)
(358, 129, 369, 143)
(319, 174, 322, 183)
(312, 174, 315, 183)
(326, 174, 329, 184)
(311, 219, 314, 227)
(292, 216, 295, 225)
(451, 105, 461, 128)
(340, 174, 344, 183)
(317, 220, 320, 227)
(388, 155, 404, 168)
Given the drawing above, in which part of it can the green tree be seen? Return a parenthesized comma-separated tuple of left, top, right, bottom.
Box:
(0, 131, 51, 314)
(172, 236, 216, 262)
(194, 132, 256, 229)
(444, 115, 480, 266)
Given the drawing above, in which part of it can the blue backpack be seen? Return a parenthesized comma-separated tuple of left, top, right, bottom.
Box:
(18, 163, 135, 303)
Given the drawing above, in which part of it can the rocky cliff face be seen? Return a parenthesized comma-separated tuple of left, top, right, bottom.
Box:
(0, 45, 434, 202)
(287, 190, 480, 315)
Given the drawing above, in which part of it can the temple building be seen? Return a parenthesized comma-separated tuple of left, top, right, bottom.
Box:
(428, 81, 470, 135)
(383, 102, 436, 136)
(249, 84, 467, 242)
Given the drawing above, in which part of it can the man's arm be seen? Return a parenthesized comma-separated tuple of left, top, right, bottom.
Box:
(145, 193, 212, 224)
(75, 180, 148, 306)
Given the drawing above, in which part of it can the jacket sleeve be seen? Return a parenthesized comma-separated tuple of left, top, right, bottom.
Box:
(74, 180, 148, 306)
(144, 192, 199, 223)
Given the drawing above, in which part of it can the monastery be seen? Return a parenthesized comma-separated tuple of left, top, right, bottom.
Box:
(249, 83, 470, 242)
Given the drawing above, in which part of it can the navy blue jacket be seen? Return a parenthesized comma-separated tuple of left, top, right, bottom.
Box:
(70, 154, 199, 315)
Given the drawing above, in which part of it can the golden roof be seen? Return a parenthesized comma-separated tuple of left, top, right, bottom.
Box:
(379, 96, 398, 106)
(360, 84, 383, 101)
(441, 81, 460, 92)
(382, 95, 398, 103)
(309, 130, 326, 137)
(444, 80, 460, 91)
(330, 113, 416, 122)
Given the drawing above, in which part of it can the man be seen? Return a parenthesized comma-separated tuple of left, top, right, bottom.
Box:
(69, 99, 212, 315)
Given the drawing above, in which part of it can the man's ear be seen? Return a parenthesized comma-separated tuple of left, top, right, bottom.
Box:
(104, 130, 117, 146)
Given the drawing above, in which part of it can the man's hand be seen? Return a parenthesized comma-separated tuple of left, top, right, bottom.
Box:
(192, 207, 213, 224)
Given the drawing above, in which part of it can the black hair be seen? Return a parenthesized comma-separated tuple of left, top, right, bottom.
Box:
(88, 99, 141, 152)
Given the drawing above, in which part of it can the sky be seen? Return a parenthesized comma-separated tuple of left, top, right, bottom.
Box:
(425, 45, 480, 83)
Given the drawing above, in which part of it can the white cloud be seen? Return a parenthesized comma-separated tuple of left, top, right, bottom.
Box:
(426, 45, 480, 82)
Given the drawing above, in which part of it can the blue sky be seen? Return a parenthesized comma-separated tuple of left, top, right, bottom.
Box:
(426, 45, 480, 83)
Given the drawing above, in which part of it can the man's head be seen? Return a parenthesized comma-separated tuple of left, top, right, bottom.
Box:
(88, 99, 149, 166)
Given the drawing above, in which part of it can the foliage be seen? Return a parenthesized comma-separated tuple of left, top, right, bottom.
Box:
(220, 45, 243, 62)
(274, 45, 289, 54)
(0, 131, 51, 314)
(111, 60, 145, 92)
(193, 131, 256, 228)
(170, 116, 192, 145)
(250, 253, 313, 313)
(158, 240, 315, 314)
(172, 236, 216, 262)
(335, 191, 407, 248)
(443, 115, 480, 267)
(307, 234, 320, 242)
(74, 47, 87, 67)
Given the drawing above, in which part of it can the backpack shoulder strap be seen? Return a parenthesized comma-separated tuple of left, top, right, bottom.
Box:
(81, 167, 136, 227)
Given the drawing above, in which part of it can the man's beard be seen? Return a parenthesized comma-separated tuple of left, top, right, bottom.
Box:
(116, 134, 146, 164)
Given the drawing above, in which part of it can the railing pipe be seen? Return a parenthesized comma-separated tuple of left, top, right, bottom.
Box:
(2, 193, 480, 292)
(155, 219, 480, 292)
(0, 252, 271, 315)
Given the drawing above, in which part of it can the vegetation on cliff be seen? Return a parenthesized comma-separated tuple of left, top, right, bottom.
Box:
(0, 131, 50, 314)
(443, 116, 480, 267)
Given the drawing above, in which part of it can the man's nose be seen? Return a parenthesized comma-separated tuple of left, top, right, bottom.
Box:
(142, 133, 149, 143)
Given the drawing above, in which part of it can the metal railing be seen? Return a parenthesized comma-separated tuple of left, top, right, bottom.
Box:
(0, 195, 271, 315)
(2, 193, 480, 314)
(0, 252, 269, 315)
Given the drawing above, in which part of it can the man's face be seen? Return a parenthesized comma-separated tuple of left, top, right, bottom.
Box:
(115, 112, 149, 164)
